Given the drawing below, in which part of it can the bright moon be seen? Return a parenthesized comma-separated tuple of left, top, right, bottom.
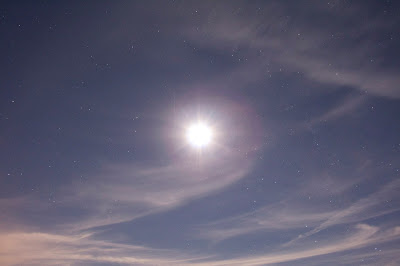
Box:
(186, 122, 212, 148)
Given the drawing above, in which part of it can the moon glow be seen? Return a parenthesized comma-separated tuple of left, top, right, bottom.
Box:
(186, 122, 212, 148)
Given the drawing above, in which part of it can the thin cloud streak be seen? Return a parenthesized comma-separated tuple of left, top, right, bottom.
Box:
(195, 178, 400, 243)
(183, 1, 400, 98)
(0, 231, 213, 266)
(191, 224, 400, 266)
(1, 224, 399, 266)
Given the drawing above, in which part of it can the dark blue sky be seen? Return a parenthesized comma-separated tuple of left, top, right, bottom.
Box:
(1, 1, 400, 265)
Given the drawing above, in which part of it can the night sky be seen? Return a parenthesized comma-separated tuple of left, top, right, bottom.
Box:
(1, 1, 400, 265)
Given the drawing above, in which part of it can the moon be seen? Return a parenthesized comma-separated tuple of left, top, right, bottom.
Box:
(186, 122, 213, 148)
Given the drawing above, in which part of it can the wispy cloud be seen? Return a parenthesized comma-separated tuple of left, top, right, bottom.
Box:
(1, 2, 399, 266)
(182, 1, 400, 98)
(0, 231, 213, 265)
(191, 224, 400, 266)
(306, 95, 367, 126)
(64, 150, 252, 230)
(2, 223, 399, 265)
(195, 177, 400, 244)
(0, 141, 254, 234)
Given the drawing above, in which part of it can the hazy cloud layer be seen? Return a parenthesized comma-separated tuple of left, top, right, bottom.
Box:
(1, 1, 400, 265)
